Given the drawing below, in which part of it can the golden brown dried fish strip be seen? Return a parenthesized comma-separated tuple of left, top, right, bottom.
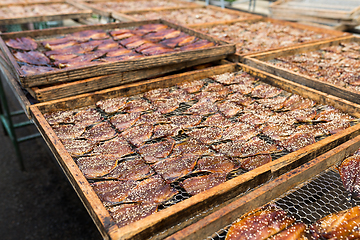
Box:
(210, 72, 235, 85)
(77, 154, 120, 179)
(109, 29, 135, 41)
(261, 123, 296, 140)
(6, 37, 37, 51)
(121, 123, 153, 147)
(152, 154, 199, 183)
(239, 154, 272, 171)
(90, 137, 134, 157)
(105, 157, 154, 181)
(180, 173, 227, 196)
(338, 155, 360, 197)
(109, 203, 158, 228)
(61, 139, 96, 157)
(316, 121, 351, 135)
(212, 140, 244, 157)
(225, 206, 295, 240)
(160, 32, 196, 48)
(197, 155, 239, 174)
(227, 84, 254, 95)
(96, 97, 128, 114)
(135, 24, 168, 34)
(257, 96, 288, 111)
(269, 222, 307, 240)
(91, 180, 138, 206)
(186, 127, 223, 144)
(143, 29, 181, 42)
(184, 99, 218, 115)
(124, 175, 178, 203)
(180, 39, 215, 51)
(136, 138, 175, 164)
(295, 125, 326, 137)
(69, 29, 109, 42)
(152, 99, 180, 114)
(315, 107, 354, 122)
(141, 46, 176, 56)
(82, 121, 117, 142)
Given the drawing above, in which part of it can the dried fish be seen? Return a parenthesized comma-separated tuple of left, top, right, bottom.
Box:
(180, 173, 227, 196)
(105, 157, 154, 181)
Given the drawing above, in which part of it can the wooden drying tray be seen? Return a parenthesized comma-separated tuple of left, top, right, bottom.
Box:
(76, 0, 200, 18)
(112, 5, 262, 24)
(29, 62, 360, 240)
(0, 19, 235, 88)
(243, 35, 360, 105)
(27, 56, 226, 102)
(188, 17, 349, 62)
(166, 129, 360, 240)
(0, 0, 92, 25)
(270, 0, 360, 20)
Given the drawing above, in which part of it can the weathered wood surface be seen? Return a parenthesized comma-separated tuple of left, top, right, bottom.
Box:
(189, 17, 349, 62)
(0, 19, 235, 88)
(28, 55, 225, 102)
(29, 62, 360, 239)
(0, 0, 92, 25)
(165, 134, 360, 240)
(244, 35, 360, 105)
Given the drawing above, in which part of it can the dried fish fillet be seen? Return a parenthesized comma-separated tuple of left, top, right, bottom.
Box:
(277, 133, 315, 152)
(257, 96, 288, 111)
(5, 37, 37, 51)
(160, 32, 196, 48)
(123, 99, 154, 113)
(44, 110, 76, 125)
(96, 97, 128, 114)
(143, 88, 171, 101)
(184, 99, 218, 115)
(239, 154, 272, 171)
(177, 80, 205, 93)
(121, 123, 153, 147)
(201, 113, 233, 128)
(251, 83, 282, 99)
(197, 155, 239, 174)
(222, 123, 259, 141)
(172, 138, 211, 156)
(316, 121, 351, 135)
(269, 222, 307, 240)
(152, 99, 180, 114)
(261, 123, 296, 140)
(91, 137, 134, 157)
(226, 93, 255, 107)
(152, 154, 199, 182)
(52, 124, 85, 140)
(143, 28, 181, 42)
(228, 84, 254, 95)
(63, 108, 102, 127)
(70, 29, 109, 42)
(110, 113, 141, 132)
(61, 139, 96, 157)
(186, 126, 223, 144)
(136, 111, 169, 125)
(240, 137, 281, 157)
(91, 180, 138, 206)
(180, 39, 215, 51)
(135, 24, 168, 34)
(339, 155, 360, 197)
(136, 138, 175, 164)
(217, 101, 243, 118)
(180, 173, 227, 196)
(169, 115, 202, 129)
(282, 94, 316, 111)
(14, 51, 50, 65)
(105, 157, 154, 181)
(77, 154, 120, 179)
(81, 121, 117, 142)
(152, 124, 182, 139)
(109, 203, 158, 228)
(124, 175, 178, 203)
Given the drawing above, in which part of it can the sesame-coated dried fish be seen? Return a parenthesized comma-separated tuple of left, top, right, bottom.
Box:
(110, 112, 141, 132)
(136, 138, 175, 164)
(121, 123, 153, 147)
(77, 154, 120, 179)
(105, 157, 154, 181)
(81, 121, 117, 142)
(180, 173, 227, 196)
(96, 97, 128, 114)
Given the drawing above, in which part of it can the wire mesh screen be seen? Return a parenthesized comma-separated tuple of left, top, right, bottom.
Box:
(206, 167, 360, 240)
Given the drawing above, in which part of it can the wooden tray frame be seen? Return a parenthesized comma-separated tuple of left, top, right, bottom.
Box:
(0, 19, 235, 88)
(76, 0, 200, 18)
(244, 35, 360, 105)
(189, 17, 349, 62)
(0, 0, 92, 25)
(112, 5, 262, 25)
(166, 132, 360, 240)
(27, 56, 226, 102)
(29, 62, 360, 240)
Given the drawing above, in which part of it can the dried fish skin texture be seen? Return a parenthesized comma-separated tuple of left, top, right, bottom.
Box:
(96, 97, 128, 114)
(76, 154, 120, 179)
(91, 180, 138, 205)
(105, 157, 154, 181)
(90, 137, 134, 157)
(180, 173, 227, 196)
(81, 121, 117, 142)
(5, 37, 37, 51)
(61, 139, 97, 157)
(136, 138, 175, 164)
(110, 112, 141, 132)
(339, 155, 360, 197)
(121, 123, 153, 147)
(197, 155, 239, 174)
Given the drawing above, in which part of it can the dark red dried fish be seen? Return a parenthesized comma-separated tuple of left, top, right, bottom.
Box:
(52, 124, 85, 140)
(227, 84, 254, 95)
(186, 126, 223, 144)
(261, 123, 296, 140)
(338, 155, 360, 197)
(91, 137, 134, 157)
(270, 222, 307, 240)
(106, 48, 133, 57)
(109, 29, 135, 40)
(212, 140, 244, 157)
(197, 155, 239, 173)
(124, 175, 178, 203)
(172, 138, 211, 157)
(152, 154, 199, 182)
(282, 94, 316, 111)
(136, 138, 175, 164)
(121, 123, 153, 147)
(141, 46, 175, 56)
(238, 112, 269, 126)
(96, 97, 128, 114)
(109, 203, 158, 228)
(82, 121, 117, 142)
(180, 39, 215, 51)
(61, 139, 96, 157)
(135, 24, 168, 34)
(277, 133, 315, 152)
(70, 29, 109, 42)
(105, 157, 154, 181)
(110, 113, 141, 132)
(6, 37, 37, 51)
(77, 154, 120, 179)
(91, 180, 138, 205)
(14, 51, 50, 65)
(240, 137, 281, 157)
(239, 154, 272, 171)
(143, 28, 181, 42)
(169, 115, 202, 129)
(257, 96, 288, 111)
(152, 124, 182, 139)
(180, 173, 227, 196)
(123, 98, 154, 113)
(160, 32, 196, 48)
